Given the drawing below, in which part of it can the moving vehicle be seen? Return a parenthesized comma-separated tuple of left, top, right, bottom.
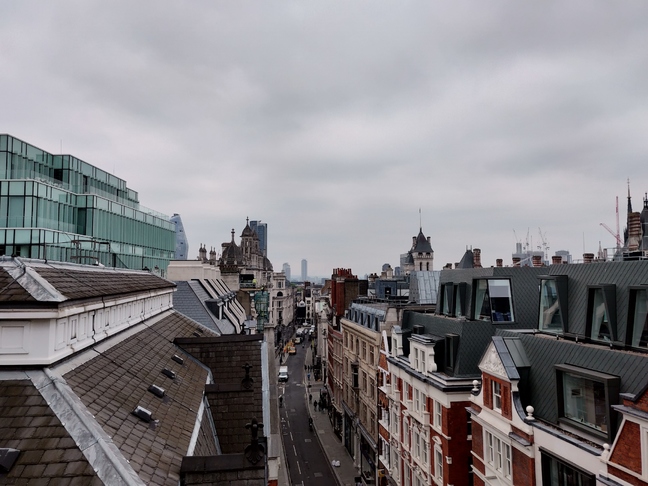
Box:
(278, 366, 289, 382)
(294, 336, 302, 344)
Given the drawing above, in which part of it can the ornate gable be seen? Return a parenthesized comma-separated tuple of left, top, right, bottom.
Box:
(479, 341, 508, 380)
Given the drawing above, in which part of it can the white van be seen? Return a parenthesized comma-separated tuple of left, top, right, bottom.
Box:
(278, 366, 289, 382)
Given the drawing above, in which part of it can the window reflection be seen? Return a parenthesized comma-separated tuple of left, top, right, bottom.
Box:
(590, 289, 611, 342)
(539, 279, 563, 332)
(473, 279, 514, 322)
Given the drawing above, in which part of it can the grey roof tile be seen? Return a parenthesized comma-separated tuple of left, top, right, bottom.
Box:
(0, 380, 99, 483)
(62, 312, 215, 486)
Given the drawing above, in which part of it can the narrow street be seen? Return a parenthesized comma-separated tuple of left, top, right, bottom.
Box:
(279, 340, 339, 486)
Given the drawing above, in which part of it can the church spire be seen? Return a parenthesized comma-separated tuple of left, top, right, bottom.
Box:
(628, 178, 633, 214)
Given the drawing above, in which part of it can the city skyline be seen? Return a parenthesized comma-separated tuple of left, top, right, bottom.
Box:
(3, 3, 648, 276)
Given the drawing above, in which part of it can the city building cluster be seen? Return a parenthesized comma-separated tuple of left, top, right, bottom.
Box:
(3, 134, 648, 485)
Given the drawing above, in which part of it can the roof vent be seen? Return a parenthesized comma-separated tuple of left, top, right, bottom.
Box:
(172, 355, 184, 365)
(0, 448, 20, 473)
(148, 385, 166, 398)
(132, 406, 154, 423)
(162, 368, 176, 379)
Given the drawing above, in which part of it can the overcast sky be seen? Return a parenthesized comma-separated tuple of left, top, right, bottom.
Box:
(2, 2, 648, 277)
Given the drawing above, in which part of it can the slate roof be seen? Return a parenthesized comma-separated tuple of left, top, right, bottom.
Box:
(412, 228, 433, 253)
(0, 267, 36, 303)
(439, 265, 547, 326)
(61, 311, 217, 485)
(0, 379, 101, 485)
(34, 266, 174, 300)
(0, 258, 175, 305)
(402, 312, 495, 378)
(544, 260, 648, 341)
(0, 311, 231, 485)
(173, 280, 230, 334)
(497, 329, 648, 426)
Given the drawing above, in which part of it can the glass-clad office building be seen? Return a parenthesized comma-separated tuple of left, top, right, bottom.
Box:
(0, 134, 175, 273)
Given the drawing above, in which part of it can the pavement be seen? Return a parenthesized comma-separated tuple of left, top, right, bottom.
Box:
(303, 344, 359, 486)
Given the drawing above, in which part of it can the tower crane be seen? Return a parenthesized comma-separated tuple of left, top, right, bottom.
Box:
(600, 196, 622, 250)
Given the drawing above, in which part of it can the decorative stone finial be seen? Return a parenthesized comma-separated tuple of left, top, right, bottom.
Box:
(471, 380, 480, 395)
(601, 443, 610, 461)
(526, 405, 535, 420)
(242, 363, 254, 390)
(244, 417, 265, 464)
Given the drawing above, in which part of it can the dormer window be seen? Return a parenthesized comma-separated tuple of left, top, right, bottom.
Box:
(441, 283, 453, 315)
(586, 285, 617, 343)
(473, 279, 514, 322)
(628, 287, 648, 349)
(538, 276, 568, 333)
(556, 364, 619, 441)
(440, 282, 467, 318)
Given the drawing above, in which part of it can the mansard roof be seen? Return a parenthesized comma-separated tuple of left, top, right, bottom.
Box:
(496, 329, 648, 426)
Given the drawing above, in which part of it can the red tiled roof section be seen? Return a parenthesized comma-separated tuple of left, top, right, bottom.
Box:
(34, 266, 175, 300)
(0, 267, 36, 302)
(0, 380, 101, 484)
(63, 312, 215, 486)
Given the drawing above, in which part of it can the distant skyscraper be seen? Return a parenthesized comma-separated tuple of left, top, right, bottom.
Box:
(283, 262, 291, 281)
(249, 220, 267, 257)
(170, 214, 189, 260)
(301, 259, 307, 281)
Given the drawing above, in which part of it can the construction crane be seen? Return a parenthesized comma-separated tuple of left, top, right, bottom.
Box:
(538, 228, 550, 256)
(600, 196, 623, 250)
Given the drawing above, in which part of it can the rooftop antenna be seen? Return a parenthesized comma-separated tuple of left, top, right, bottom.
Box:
(419, 208, 422, 229)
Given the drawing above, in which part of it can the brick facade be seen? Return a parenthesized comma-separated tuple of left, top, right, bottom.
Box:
(512, 447, 535, 486)
(472, 421, 484, 473)
(610, 421, 642, 475)
(607, 465, 647, 486)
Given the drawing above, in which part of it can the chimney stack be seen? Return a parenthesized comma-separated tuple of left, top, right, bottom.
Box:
(532, 255, 542, 267)
(552, 255, 562, 265)
(473, 248, 482, 268)
(496, 259, 503, 267)
(583, 253, 594, 264)
(512, 256, 521, 266)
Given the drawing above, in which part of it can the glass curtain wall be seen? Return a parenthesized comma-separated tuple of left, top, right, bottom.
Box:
(0, 134, 174, 272)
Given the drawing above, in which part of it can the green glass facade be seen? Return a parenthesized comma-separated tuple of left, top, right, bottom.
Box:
(0, 134, 175, 272)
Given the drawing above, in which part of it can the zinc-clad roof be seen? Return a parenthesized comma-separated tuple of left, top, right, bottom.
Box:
(402, 313, 495, 378)
(0, 379, 101, 484)
(62, 312, 216, 486)
(497, 329, 648, 425)
(546, 260, 648, 341)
